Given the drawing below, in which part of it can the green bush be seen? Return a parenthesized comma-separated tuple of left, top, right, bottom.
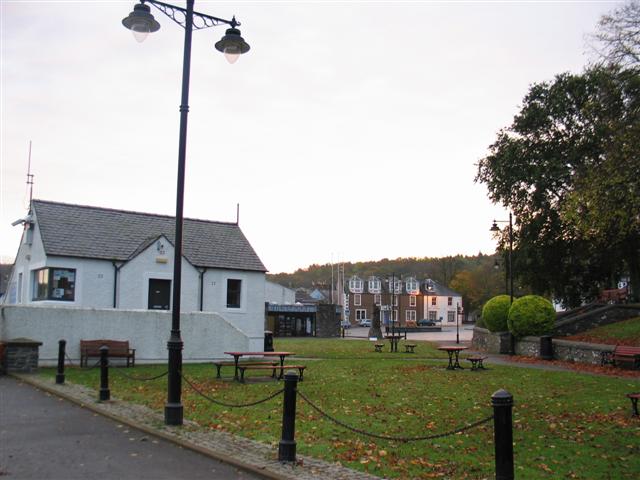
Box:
(507, 295, 555, 337)
(475, 315, 486, 329)
(481, 295, 512, 332)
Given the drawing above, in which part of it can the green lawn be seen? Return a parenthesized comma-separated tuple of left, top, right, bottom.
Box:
(565, 317, 640, 346)
(41, 337, 640, 479)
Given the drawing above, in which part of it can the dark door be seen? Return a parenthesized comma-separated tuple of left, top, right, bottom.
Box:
(148, 279, 171, 310)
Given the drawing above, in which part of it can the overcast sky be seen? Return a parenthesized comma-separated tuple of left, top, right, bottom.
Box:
(1, 1, 615, 273)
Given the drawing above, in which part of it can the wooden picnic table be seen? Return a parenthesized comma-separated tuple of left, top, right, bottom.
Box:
(437, 345, 468, 370)
(223, 351, 294, 381)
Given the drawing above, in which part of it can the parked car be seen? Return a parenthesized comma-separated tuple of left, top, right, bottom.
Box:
(359, 319, 372, 327)
(340, 320, 351, 329)
(418, 318, 436, 326)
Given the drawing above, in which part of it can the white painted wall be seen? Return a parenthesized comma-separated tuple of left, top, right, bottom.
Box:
(0, 305, 264, 365)
(424, 295, 463, 325)
(265, 281, 295, 304)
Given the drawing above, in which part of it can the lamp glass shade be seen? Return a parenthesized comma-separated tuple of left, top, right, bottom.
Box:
(490, 221, 499, 232)
(122, 3, 160, 41)
(215, 27, 250, 63)
(131, 21, 151, 43)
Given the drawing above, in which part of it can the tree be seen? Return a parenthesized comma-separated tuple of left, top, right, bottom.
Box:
(476, 66, 640, 306)
(591, 1, 640, 68)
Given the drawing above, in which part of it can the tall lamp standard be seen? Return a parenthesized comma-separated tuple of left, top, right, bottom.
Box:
(490, 212, 514, 304)
(456, 303, 463, 344)
(121, 0, 250, 426)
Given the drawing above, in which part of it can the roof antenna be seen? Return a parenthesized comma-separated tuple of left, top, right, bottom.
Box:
(236, 203, 240, 225)
(26, 140, 34, 209)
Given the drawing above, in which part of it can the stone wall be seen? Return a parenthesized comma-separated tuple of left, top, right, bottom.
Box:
(471, 327, 512, 354)
(554, 304, 640, 336)
(316, 304, 341, 337)
(2, 338, 42, 372)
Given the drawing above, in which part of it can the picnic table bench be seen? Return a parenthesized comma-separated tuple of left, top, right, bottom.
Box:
(467, 355, 487, 370)
(404, 343, 417, 353)
(627, 393, 640, 416)
(238, 364, 307, 383)
(601, 345, 640, 369)
(80, 339, 135, 367)
(212, 360, 278, 378)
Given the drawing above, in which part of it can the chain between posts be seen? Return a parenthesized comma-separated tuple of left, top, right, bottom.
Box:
(112, 369, 169, 382)
(180, 371, 284, 408)
(297, 389, 493, 442)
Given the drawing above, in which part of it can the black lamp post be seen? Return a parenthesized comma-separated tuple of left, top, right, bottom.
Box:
(490, 212, 514, 304)
(456, 303, 462, 344)
(121, 0, 249, 426)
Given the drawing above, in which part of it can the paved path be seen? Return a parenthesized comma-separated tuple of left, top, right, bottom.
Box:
(0, 376, 262, 480)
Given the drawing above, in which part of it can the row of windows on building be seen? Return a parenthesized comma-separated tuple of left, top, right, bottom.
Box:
(353, 307, 458, 323)
(14, 267, 244, 310)
(351, 293, 455, 307)
(348, 275, 433, 294)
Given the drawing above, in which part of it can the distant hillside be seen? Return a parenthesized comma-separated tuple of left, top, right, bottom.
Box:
(267, 254, 506, 316)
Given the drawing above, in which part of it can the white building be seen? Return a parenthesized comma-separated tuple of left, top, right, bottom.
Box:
(2, 200, 268, 362)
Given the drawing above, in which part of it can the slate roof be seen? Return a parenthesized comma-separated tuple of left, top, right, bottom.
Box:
(32, 200, 267, 272)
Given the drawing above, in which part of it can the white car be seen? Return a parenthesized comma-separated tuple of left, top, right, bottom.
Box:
(359, 319, 372, 327)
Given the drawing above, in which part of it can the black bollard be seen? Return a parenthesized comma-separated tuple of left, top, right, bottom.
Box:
(278, 371, 298, 462)
(492, 389, 514, 480)
(55, 339, 66, 384)
(99, 345, 110, 402)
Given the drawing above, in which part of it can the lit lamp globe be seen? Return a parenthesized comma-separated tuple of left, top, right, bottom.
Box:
(215, 27, 250, 64)
(122, 3, 160, 43)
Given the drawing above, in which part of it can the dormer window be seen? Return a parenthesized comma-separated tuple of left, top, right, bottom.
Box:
(349, 276, 363, 293)
(391, 279, 402, 294)
(405, 277, 419, 294)
(368, 277, 381, 293)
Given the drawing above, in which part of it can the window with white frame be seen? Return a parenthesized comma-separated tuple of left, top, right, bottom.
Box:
(409, 295, 416, 307)
(431, 296, 436, 306)
(32, 268, 76, 301)
(374, 293, 381, 305)
(368, 277, 381, 293)
(405, 277, 418, 294)
(393, 295, 398, 306)
(349, 276, 363, 293)
(448, 297, 453, 306)
(354, 293, 361, 306)
(428, 311, 437, 321)
(392, 309, 398, 321)
(447, 311, 455, 322)
(394, 279, 402, 294)
(406, 310, 416, 322)
(356, 309, 367, 320)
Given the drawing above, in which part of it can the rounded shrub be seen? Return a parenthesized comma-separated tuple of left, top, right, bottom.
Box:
(507, 295, 555, 338)
(481, 295, 512, 332)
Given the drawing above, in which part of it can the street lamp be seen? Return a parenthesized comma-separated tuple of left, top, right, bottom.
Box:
(122, 0, 250, 426)
(490, 212, 514, 304)
(456, 303, 463, 344)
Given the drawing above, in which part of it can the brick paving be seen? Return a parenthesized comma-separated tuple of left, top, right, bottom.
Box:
(13, 373, 381, 480)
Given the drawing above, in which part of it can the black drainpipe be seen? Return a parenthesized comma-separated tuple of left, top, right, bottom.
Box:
(199, 268, 207, 311)
(112, 261, 123, 308)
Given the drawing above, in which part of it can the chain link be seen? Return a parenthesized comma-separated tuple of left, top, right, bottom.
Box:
(297, 389, 493, 442)
(180, 371, 284, 408)
(112, 368, 169, 382)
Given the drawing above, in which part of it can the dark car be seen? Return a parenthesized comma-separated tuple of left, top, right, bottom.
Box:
(418, 319, 436, 326)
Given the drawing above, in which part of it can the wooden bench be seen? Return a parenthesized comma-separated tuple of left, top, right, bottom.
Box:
(601, 345, 640, 369)
(627, 393, 640, 417)
(80, 339, 135, 367)
(374, 344, 384, 353)
(212, 360, 277, 378)
(404, 343, 417, 353)
(238, 364, 306, 383)
(467, 356, 487, 371)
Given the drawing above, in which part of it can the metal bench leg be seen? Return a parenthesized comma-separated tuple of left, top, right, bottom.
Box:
(631, 397, 639, 417)
(215, 365, 222, 378)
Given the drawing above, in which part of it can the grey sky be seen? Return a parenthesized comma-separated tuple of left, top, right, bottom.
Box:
(1, 1, 614, 273)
